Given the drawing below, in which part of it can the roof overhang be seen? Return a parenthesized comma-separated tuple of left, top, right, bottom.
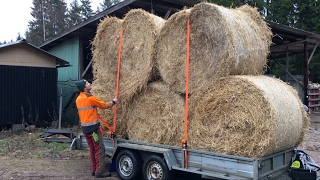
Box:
(39, 0, 201, 50)
(268, 20, 320, 59)
(1, 39, 71, 68)
(39, 1, 320, 61)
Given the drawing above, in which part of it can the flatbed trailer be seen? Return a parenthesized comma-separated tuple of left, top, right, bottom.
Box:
(73, 134, 293, 180)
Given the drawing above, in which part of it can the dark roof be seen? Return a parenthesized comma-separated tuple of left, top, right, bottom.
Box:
(268, 20, 320, 59)
(0, 39, 70, 68)
(39, 0, 320, 60)
(39, 0, 201, 50)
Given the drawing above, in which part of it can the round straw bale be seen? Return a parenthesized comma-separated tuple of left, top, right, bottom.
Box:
(120, 9, 165, 101)
(188, 75, 309, 158)
(92, 17, 123, 82)
(229, 5, 273, 74)
(155, 2, 272, 94)
(125, 82, 185, 145)
(91, 17, 128, 138)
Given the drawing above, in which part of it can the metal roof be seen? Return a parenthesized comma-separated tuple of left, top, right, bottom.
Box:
(39, 0, 320, 60)
(267, 20, 320, 59)
(39, 0, 201, 50)
(0, 39, 71, 68)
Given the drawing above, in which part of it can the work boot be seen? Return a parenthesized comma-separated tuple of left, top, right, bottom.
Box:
(95, 172, 111, 178)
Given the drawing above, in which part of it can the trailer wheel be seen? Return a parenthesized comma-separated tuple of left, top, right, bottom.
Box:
(116, 149, 142, 180)
(142, 155, 171, 180)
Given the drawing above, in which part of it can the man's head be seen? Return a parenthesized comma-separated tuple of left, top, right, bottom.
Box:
(76, 79, 88, 92)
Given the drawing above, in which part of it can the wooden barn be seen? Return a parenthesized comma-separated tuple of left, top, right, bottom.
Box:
(0, 39, 70, 127)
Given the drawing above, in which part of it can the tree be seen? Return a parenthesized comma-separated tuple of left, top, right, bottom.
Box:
(294, 0, 320, 33)
(26, 0, 68, 46)
(98, 0, 120, 11)
(68, 0, 83, 27)
(264, 0, 296, 25)
(47, 0, 68, 37)
(26, 0, 46, 45)
(16, 33, 23, 41)
(264, 1, 320, 82)
(80, 0, 94, 20)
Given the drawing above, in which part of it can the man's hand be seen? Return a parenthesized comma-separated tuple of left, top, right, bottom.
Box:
(111, 98, 118, 105)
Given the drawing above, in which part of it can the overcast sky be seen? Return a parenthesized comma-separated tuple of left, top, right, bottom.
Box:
(0, 0, 102, 42)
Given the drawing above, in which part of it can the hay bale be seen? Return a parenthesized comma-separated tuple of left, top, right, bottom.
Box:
(91, 10, 165, 137)
(125, 82, 185, 145)
(155, 2, 272, 94)
(92, 17, 123, 82)
(120, 9, 165, 101)
(189, 75, 310, 158)
(91, 17, 128, 137)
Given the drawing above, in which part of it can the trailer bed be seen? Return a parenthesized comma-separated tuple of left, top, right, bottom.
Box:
(74, 134, 293, 180)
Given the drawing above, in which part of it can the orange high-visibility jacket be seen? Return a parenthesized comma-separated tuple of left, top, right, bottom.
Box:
(76, 92, 113, 127)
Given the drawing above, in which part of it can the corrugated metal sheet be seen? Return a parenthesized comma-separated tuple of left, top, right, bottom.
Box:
(0, 65, 57, 127)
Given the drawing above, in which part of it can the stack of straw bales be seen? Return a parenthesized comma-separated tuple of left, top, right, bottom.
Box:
(91, 9, 165, 137)
(90, 2, 309, 158)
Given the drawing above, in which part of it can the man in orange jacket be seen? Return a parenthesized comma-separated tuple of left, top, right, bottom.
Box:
(76, 79, 117, 178)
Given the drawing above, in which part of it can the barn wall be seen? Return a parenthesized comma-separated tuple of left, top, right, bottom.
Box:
(0, 65, 57, 127)
(48, 37, 81, 125)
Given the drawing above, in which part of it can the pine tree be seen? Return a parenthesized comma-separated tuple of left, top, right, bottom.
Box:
(47, 0, 68, 37)
(264, 0, 295, 25)
(80, 0, 94, 20)
(26, 0, 46, 45)
(26, 0, 68, 46)
(294, 0, 320, 33)
(68, 0, 83, 27)
(294, 0, 320, 83)
(98, 0, 119, 11)
(16, 33, 23, 41)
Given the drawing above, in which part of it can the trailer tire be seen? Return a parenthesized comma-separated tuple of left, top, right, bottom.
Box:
(142, 155, 171, 180)
(116, 149, 142, 180)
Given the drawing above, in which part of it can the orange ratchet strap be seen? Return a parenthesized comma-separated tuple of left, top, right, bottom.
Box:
(99, 29, 122, 152)
(99, 114, 113, 136)
(181, 16, 190, 169)
(113, 29, 122, 134)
